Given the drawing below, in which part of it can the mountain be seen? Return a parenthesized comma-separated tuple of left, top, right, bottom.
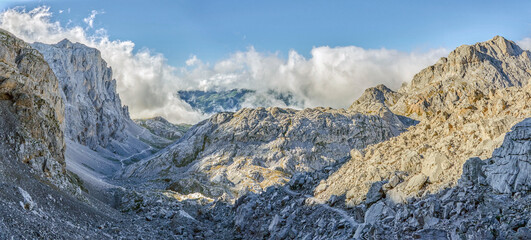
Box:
(177, 88, 302, 114)
(0, 30, 229, 239)
(32, 40, 170, 157)
(1, 29, 530, 239)
(177, 89, 253, 114)
(122, 105, 415, 199)
(0, 28, 119, 238)
(31, 40, 175, 202)
(315, 36, 531, 205)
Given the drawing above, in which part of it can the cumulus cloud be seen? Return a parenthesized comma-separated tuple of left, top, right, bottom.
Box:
(0, 6, 450, 123)
(180, 46, 448, 108)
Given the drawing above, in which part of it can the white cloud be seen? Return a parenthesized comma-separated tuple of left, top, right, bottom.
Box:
(0, 6, 450, 123)
(185, 55, 199, 66)
(517, 38, 531, 51)
(177, 46, 448, 108)
(83, 10, 100, 29)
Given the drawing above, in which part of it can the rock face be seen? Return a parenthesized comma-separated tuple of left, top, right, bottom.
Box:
(0, 28, 111, 239)
(29, 39, 176, 207)
(315, 36, 531, 204)
(32, 40, 128, 150)
(134, 116, 190, 141)
(32, 40, 169, 159)
(122, 106, 413, 199)
(484, 118, 531, 194)
(0, 29, 70, 189)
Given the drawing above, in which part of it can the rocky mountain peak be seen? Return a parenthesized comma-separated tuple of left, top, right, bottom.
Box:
(406, 36, 531, 93)
(56, 38, 73, 48)
(452, 35, 523, 62)
(479, 35, 523, 56)
(354, 84, 395, 104)
(349, 84, 402, 111)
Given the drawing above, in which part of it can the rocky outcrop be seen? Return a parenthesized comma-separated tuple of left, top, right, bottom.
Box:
(122, 106, 413, 199)
(315, 36, 531, 204)
(134, 116, 190, 141)
(0, 29, 70, 189)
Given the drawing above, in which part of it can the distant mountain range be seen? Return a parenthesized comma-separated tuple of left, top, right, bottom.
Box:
(176, 88, 302, 114)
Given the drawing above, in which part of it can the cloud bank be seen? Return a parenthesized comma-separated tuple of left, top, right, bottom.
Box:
(517, 38, 531, 51)
(0, 6, 449, 123)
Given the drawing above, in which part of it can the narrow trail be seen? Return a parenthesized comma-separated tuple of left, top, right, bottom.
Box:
(119, 128, 152, 168)
(119, 146, 153, 168)
(283, 186, 358, 228)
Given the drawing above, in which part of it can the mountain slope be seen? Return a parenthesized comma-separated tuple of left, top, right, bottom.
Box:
(122, 105, 414, 199)
(315, 36, 531, 204)
(30, 40, 175, 201)
(230, 118, 531, 239)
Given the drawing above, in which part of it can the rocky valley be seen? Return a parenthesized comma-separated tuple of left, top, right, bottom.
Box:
(0, 28, 529, 240)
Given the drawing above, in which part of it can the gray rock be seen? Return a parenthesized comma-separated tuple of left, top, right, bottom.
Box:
(458, 157, 486, 187)
(365, 181, 387, 205)
(484, 118, 531, 194)
(123, 105, 410, 200)
(364, 201, 394, 224)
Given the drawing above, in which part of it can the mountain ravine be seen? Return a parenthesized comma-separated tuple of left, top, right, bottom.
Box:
(0, 29, 529, 239)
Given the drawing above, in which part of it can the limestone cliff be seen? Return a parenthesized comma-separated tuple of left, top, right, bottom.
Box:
(32, 40, 129, 150)
(32, 40, 170, 160)
(0, 29, 71, 189)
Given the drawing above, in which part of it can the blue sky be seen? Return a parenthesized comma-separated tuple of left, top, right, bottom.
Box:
(2, 0, 531, 65)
